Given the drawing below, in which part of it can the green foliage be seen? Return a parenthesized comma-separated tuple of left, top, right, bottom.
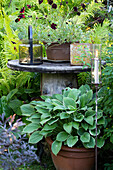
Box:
(0, 8, 19, 68)
(98, 35, 113, 152)
(0, 68, 40, 118)
(104, 162, 113, 170)
(0, 6, 41, 105)
(88, 19, 110, 44)
(51, 140, 62, 156)
(77, 72, 91, 87)
(21, 85, 105, 155)
(0, 88, 23, 117)
(0, 69, 40, 101)
(13, 0, 110, 46)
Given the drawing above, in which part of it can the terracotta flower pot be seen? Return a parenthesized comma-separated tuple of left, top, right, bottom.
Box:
(44, 43, 70, 62)
(46, 137, 95, 170)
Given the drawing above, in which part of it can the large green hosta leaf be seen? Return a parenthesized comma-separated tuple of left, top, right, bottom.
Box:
(72, 122, 79, 130)
(67, 135, 78, 147)
(40, 130, 53, 136)
(39, 130, 49, 136)
(63, 122, 72, 134)
(31, 101, 47, 108)
(79, 94, 87, 108)
(43, 123, 57, 131)
(84, 116, 94, 125)
(41, 95, 52, 101)
(80, 132, 90, 143)
(29, 131, 43, 144)
(89, 122, 96, 130)
(40, 118, 51, 125)
(81, 122, 88, 130)
(67, 110, 76, 114)
(77, 128, 85, 136)
(51, 99, 62, 106)
(53, 105, 65, 111)
(79, 85, 90, 94)
(97, 137, 105, 148)
(74, 114, 84, 122)
(83, 136, 95, 148)
(68, 105, 77, 111)
(60, 112, 70, 119)
(26, 116, 40, 124)
(30, 101, 39, 105)
(29, 114, 41, 119)
(63, 97, 76, 109)
(52, 140, 62, 155)
(80, 106, 87, 111)
(87, 99, 95, 107)
(56, 131, 69, 141)
(63, 87, 71, 97)
(26, 114, 40, 123)
(32, 101, 53, 111)
(85, 109, 95, 117)
(86, 90, 93, 103)
(35, 106, 50, 114)
(23, 123, 40, 134)
(52, 94, 63, 103)
(30, 118, 40, 123)
(89, 129, 100, 136)
(41, 113, 51, 119)
(68, 89, 81, 101)
(48, 118, 59, 125)
(21, 104, 35, 116)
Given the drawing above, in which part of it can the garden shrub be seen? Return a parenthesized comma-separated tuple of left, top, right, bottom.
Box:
(99, 36, 113, 143)
(0, 113, 40, 170)
(97, 35, 113, 168)
(0, 70, 40, 100)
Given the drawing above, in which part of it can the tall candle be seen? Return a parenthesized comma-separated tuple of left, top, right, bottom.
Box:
(94, 58, 99, 84)
(95, 49, 98, 58)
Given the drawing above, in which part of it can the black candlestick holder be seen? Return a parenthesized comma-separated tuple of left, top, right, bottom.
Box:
(19, 26, 43, 65)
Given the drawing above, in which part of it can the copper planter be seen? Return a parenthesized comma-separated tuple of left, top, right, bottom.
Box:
(45, 43, 70, 62)
(46, 137, 95, 170)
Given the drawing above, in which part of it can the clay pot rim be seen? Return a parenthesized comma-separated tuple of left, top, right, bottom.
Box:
(46, 136, 95, 153)
(43, 41, 71, 45)
(44, 42, 93, 50)
(43, 42, 71, 49)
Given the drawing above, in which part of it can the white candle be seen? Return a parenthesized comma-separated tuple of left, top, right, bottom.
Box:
(95, 49, 98, 58)
(94, 58, 99, 84)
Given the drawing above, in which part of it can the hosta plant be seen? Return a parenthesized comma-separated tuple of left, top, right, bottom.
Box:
(21, 85, 105, 155)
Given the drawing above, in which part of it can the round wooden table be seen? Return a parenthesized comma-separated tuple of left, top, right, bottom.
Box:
(7, 60, 90, 95)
